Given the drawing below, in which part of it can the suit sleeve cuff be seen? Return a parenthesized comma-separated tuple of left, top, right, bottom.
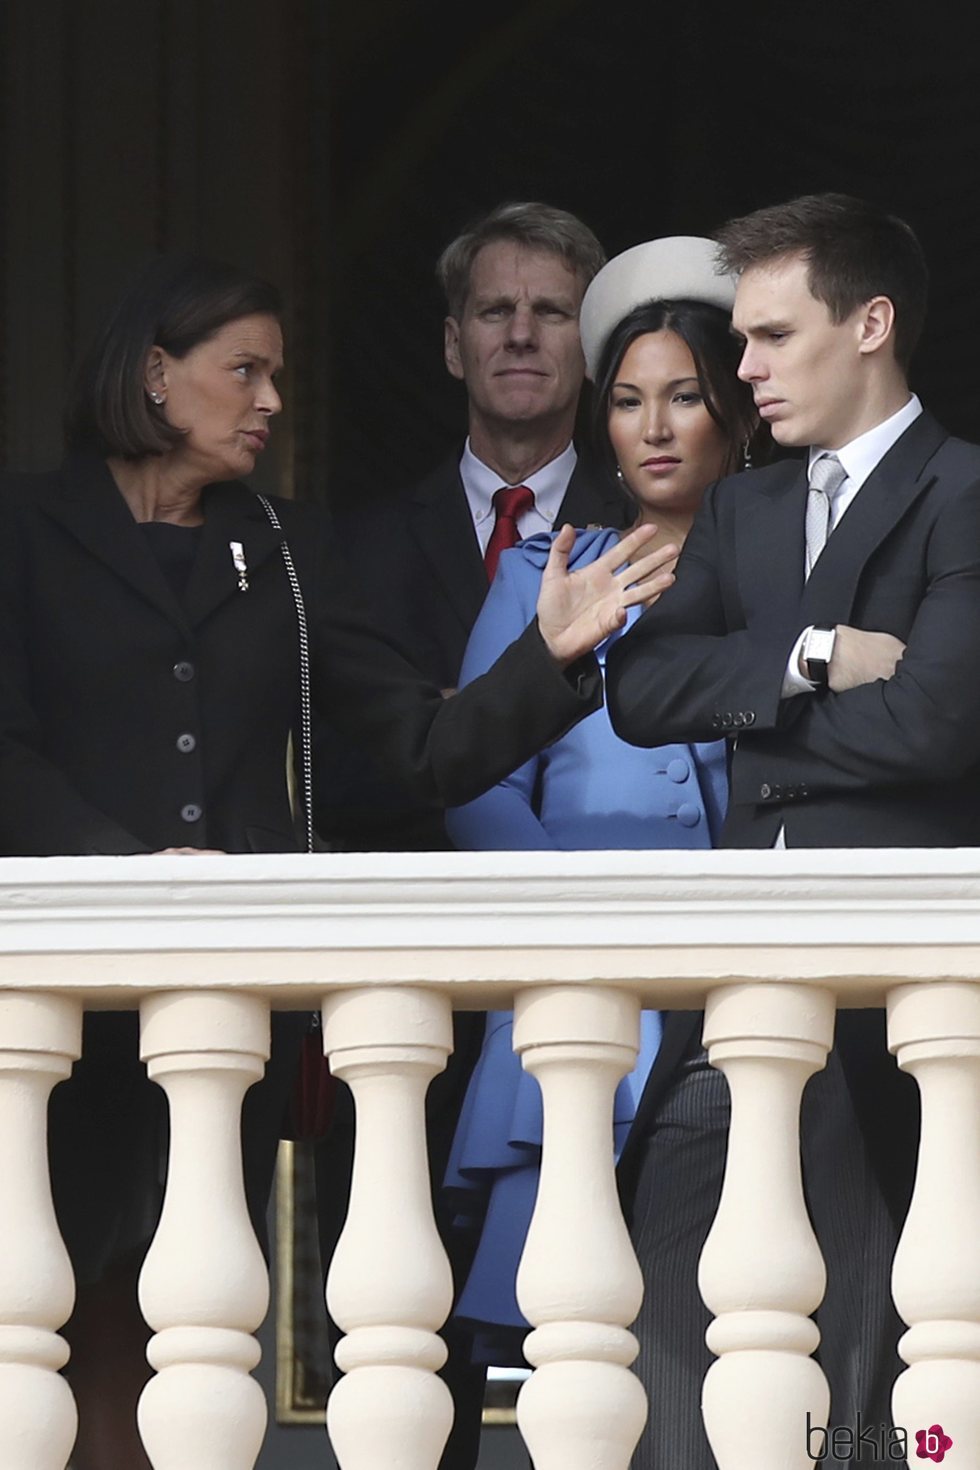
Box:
(782, 627, 818, 698)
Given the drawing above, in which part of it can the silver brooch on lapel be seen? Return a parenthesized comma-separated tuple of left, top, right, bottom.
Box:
(229, 541, 249, 592)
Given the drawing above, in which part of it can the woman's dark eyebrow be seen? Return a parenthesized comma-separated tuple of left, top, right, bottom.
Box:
(611, 376, 700, 392)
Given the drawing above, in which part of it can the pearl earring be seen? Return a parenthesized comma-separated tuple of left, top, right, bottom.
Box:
(149, 391, 164, 405)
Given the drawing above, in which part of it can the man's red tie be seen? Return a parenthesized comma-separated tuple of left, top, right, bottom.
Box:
(484, 485, 535, 583)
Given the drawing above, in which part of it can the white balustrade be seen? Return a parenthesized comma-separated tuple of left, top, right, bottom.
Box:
(698, 982, 835, 1469)
(322, 985, 455, 1470)
(889, 981, 980, 1462)
(137, 991, 271, 1470)
(0, 991, 81, 1470)
(0, 851, 979, 1469)
(513, 984, 647, 1470)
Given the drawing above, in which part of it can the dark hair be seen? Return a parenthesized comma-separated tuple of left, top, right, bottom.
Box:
(66, 254, 282, 459)
(436, 201, 606, 319)
(716, 193, 928, 370)
(591, 299, 766, 484)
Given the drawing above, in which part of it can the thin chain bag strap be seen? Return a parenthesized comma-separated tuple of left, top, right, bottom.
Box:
(255, 494, 314, 853)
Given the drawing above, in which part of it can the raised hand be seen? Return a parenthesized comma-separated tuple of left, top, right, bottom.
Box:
(536, 523, 678, 666)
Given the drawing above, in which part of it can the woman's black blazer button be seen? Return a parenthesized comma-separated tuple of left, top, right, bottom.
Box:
(173, 661, 195, 682)
(176, 733, 196, 753)
(180, 803, 203, 823)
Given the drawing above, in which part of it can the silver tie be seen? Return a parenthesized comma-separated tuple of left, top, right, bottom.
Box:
(805, 453, 848, 577)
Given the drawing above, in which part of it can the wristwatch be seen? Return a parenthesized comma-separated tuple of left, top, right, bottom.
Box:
(802, 625, 836, 686)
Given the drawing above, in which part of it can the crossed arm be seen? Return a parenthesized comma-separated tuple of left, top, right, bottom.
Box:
(606, 480, 980, 797)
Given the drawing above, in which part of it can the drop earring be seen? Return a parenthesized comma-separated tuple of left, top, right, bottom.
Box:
(148, 390, 164, 405)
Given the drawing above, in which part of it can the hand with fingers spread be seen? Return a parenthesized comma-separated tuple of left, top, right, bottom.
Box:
(536, 522, 678, 665)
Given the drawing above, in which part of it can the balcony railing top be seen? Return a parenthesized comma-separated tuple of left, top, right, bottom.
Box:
(2, 849, 979, 1007)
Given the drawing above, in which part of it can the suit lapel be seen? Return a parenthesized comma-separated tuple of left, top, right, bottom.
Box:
(801, 411, 948, 625)
(183, 481, 284, 627)
(408, 457, 487, 632)
(736, 457, 808, 626)
(39, 454, 191, 629)
(39, 457, 286, 632)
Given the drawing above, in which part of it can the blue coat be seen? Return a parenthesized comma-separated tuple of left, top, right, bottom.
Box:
(443, 529, 727, 1363)
(447, 529, 727, 851)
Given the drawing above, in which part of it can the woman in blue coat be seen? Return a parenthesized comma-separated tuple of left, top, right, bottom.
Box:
(442, 237, 765, 1461)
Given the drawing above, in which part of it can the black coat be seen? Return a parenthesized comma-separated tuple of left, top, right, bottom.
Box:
(0, 453, 601, 856)
(0, 451, 606, 1291)
(610, 410, 980, 1223)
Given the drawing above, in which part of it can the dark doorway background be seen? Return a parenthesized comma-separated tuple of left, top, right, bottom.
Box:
(3, 0, 979, 502)
(320, 0, 980, 505)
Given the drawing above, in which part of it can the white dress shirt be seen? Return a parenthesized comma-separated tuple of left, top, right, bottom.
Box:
(781, 394, 923, 697)
(460, 439, 578, 555)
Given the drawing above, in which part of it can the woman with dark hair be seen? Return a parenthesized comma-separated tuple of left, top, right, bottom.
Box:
(0, 252, 675, 1468)
(440, 238, 765, 1468)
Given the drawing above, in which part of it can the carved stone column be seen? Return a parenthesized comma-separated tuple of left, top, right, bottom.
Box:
(0, 991, 81, 1470)
(512, 984, 647, 1470)
(322, 986, 454, 1470)
(889, 982, 980, 1460)
(138, 992, 270, 1470)
(699, 983, 835, 1469)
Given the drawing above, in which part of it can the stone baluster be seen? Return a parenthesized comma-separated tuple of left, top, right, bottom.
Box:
(137, 992, 270, 1470)
(0, 991, 81, 1470)
(888, 982, 980, 1463)
(698, 983, 835, 1469)
(322, 986, 455, 1470)
(512, 984, 647, 1470)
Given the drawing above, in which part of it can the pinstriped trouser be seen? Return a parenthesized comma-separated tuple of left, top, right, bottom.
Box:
(628, 1043, 903, 1469)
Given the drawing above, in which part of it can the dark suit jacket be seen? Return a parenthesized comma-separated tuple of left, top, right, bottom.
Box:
(609, 410, 980, 1221)
(0, 453, 602, 856)
(319, 448, 630, 849)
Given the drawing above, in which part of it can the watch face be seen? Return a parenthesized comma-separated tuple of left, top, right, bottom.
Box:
(807, 628, 836, 662)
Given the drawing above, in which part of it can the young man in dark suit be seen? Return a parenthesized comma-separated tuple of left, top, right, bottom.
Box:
(605, 193, 980, 1469)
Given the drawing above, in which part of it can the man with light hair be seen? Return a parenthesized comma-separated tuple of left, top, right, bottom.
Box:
(319, 203, 629, 1470)
(325, 200, 628, 850)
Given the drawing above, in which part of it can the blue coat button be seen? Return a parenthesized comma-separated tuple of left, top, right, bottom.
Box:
(667, 759, 690, 783)
(676, 803, 701, 827)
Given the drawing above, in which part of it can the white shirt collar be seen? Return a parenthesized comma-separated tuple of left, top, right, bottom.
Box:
(808, 394, 922, 493)
(459, 438, 577, 527)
